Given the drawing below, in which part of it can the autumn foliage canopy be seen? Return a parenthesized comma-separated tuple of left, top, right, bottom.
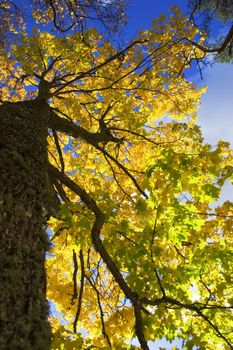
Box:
(0, 1, 232, 349)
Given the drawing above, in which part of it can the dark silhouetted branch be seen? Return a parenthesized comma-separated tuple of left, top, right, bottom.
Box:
(73, 250, 85, 333)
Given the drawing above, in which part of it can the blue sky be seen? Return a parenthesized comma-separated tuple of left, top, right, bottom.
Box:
(125, 0, 233, 146)
(125, 1, 233, 212)
(197, 62, 233, 205)
(197, 63, 233, 148)
(126, 0, 187, 36)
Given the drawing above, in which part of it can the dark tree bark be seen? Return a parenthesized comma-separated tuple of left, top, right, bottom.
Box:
(0, 100, 51, 349)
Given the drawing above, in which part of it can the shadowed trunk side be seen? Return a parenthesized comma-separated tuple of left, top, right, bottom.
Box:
(0, 100, 51, 349)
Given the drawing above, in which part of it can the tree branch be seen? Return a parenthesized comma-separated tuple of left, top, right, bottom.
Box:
(72, 249, 78, 303)
(52, 129, 65, 172)
(185, 24, 233, 54)
(49, 109, 148, 198)
(49, 164, 139, 303)
(96, 145, 148, 199)
(140, 296, 232, 347)
(154, 268, 166, 298)
(134, 302, 150, 350)
(73, 249, 85, 333)
(85, 274, 112, 347)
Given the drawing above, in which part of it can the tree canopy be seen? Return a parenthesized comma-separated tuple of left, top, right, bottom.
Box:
(0, 1, 232, 349)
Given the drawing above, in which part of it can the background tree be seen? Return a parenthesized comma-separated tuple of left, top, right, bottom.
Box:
(188, 0, 233, 62)
(189, 0, 233, 23)
(0, 2, 232, 350)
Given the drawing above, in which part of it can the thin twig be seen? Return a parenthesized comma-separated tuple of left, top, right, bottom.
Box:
(85, 274, 112, 347)
(154, 268, 166, 298)
(103, 154, 135, 202)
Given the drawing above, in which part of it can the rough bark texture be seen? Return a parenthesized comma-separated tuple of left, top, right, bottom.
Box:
(0, 100, 51, 349)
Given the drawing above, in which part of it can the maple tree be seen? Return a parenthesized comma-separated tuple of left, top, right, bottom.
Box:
(0, 2, 232, 350)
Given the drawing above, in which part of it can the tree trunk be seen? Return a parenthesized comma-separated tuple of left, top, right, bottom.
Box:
(0, 100, 51, 349)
